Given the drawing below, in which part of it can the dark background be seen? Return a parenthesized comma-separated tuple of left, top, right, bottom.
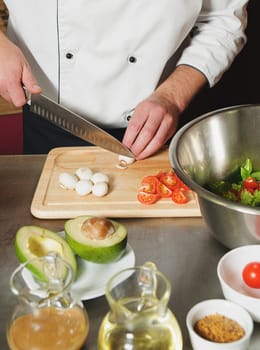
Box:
(180, 0, 260, 128)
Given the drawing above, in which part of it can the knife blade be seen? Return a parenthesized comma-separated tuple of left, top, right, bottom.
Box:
(26, 91, 135, 158)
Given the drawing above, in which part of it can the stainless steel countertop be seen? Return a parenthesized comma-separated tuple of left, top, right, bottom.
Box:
(0, 155, 259, 350)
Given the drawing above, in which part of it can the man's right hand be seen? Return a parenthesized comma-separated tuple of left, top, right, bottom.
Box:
(0, 31, 41, 107)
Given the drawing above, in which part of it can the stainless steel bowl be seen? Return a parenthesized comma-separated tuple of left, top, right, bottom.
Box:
(169, 104, 260, 249)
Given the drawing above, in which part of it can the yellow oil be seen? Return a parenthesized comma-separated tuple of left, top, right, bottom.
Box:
(98, 297, 182, 350)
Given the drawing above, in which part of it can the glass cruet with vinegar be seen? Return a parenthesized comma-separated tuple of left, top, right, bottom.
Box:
(6, 253, 89, 350)
(98, 262, 183, 350)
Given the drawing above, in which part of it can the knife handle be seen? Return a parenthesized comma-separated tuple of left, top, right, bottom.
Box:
(22, 86, 31, 105)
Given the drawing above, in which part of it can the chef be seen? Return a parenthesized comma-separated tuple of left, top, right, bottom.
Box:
(0, 0, 248, 159)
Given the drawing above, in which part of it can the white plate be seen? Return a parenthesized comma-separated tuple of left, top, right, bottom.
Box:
(71, 243, 135, 300)
(21, 243, 135, 301)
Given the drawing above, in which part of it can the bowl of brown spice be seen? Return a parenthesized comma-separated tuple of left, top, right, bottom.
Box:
(186, 299, 253, 350)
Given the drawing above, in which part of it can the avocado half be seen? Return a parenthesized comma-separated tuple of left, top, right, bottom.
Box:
(15, 226, 77, 280)
(64, 216, 127, 263)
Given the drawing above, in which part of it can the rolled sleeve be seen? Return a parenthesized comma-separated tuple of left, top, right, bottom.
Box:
(176, 0, 248, 87)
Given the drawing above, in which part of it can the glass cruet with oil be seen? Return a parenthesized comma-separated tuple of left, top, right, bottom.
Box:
(6, 253, 89, 350)
(98, 262, 183, 350)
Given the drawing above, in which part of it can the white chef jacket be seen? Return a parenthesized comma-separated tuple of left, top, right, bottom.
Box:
(4, 0, 248, 128)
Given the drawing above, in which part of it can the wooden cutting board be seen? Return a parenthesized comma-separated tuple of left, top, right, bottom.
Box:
(31, 146, 201, 218)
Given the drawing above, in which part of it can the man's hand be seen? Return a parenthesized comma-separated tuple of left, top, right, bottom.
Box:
(123, 95, 179, 160)
(123, 65, 207, 160)
(0, 31, 41, 107)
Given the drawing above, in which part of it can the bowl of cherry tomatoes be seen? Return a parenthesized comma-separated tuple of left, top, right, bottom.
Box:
(217, 245, 260, 322)
(169, 104, 260, 249)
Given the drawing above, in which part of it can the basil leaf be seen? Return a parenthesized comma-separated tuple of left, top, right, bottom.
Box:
(251, 171, 260, 181)
(241, 158, 252, 180)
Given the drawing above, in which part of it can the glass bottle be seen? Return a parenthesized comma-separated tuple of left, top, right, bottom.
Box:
(6, 253, 89, 350)
(98, 262, 183, 350)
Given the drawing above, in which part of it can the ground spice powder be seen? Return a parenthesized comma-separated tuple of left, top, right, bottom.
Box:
(194, 313, 245, 343)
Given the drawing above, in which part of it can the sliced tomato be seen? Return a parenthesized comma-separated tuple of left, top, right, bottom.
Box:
(142, 175, 160, 184)
(141, 176, 160, 194)
(140, 183, 156, 194)
(137, 191, 159, 205)
(138, 170, 191, 205)
(159, 172, 180, 191)
(178, 179, 191, 192)
(171, 188, 189, 204)
(157, 182, 172, 198)
(156, 171, 167, 181)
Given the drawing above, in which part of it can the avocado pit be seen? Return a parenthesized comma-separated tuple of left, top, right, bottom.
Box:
(81, 217, 115, 240)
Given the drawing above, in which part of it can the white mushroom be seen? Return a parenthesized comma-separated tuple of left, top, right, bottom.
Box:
(92, 182, 109, 197)
(59, 167, 111, 197)
(75, 180, 93, 196)
(75, 167, 93, 180)
(116, 155, 136, 169)
(91, 172, 109, 184)
(118, 155, 136, 164)
(59, 172, 78, 190)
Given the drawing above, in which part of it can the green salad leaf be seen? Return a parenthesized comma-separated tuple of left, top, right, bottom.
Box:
(240, 158, 253, 180)
(206, 158, 260, 207)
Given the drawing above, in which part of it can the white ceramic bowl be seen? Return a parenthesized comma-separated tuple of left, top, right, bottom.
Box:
(217, 244, 260, 322)
(186, 299, 253, 350)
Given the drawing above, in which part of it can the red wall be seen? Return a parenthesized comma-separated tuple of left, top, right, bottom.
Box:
(0, 113, 23, 154)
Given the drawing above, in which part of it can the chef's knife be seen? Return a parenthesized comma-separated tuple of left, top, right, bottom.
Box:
(26, 91, 135, 158)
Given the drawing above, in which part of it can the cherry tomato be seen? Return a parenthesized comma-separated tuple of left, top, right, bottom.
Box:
(242, 261, 260, 289)
(156, 171, 167, 180)
(160, 172, 180, 191)
(243, 177, 258, 190)
(137, 191, 159, 205)
(157, 182, 172, 198)
(140, 183, 156, 194)
(142, 175, 160, 185)
(178, 179, 191, 192)
(141, 176, 160, 194)
(171, 188, 189, 204)
(137, 170, 191, 205)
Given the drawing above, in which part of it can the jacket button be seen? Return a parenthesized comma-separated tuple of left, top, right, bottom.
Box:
(128, 56, 137, 63)
(66, 52, 74, 59)
(123, 108, 135, 122)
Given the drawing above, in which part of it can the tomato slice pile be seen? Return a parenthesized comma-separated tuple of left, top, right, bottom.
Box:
(137, 170, 191, 205)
